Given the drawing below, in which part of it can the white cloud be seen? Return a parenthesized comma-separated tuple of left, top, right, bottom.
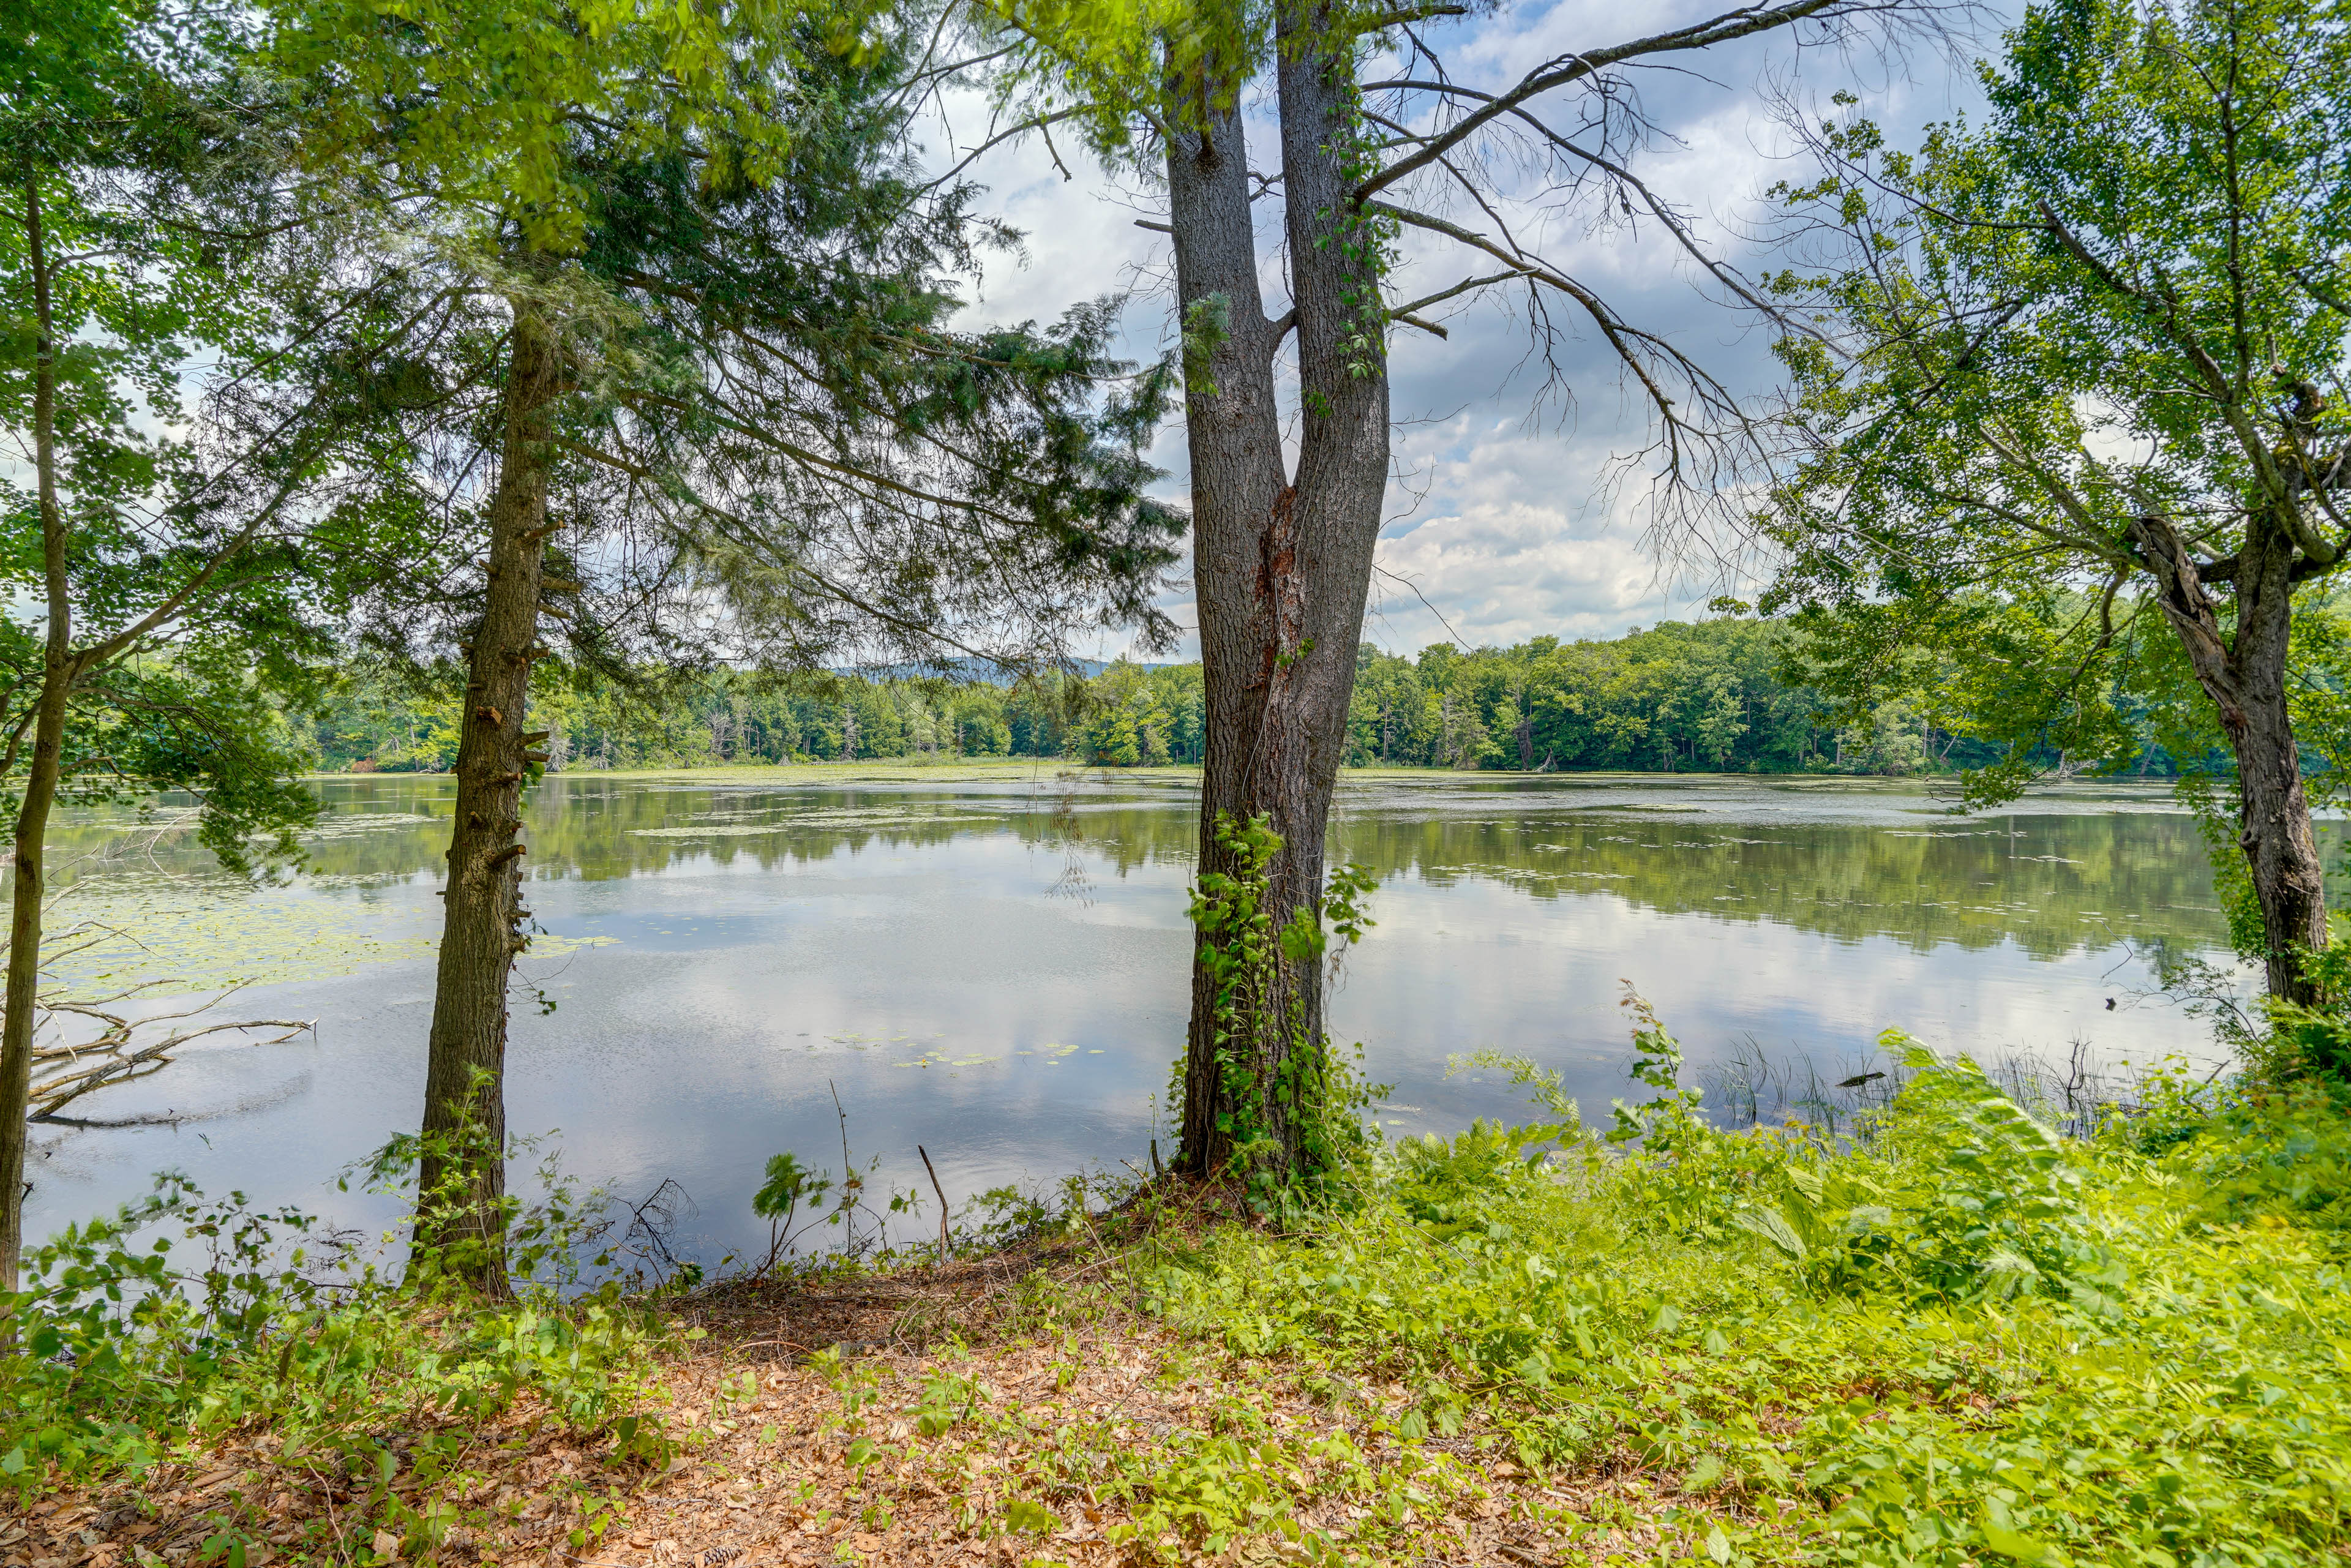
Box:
(1367, 419, 1717, 650)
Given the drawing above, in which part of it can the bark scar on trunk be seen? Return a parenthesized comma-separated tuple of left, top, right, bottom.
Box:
(2129, 512, 2244, 725)
(1253, 486, 1304, 691)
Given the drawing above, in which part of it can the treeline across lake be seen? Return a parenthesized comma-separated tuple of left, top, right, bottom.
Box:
(313, 617, 2208, 777)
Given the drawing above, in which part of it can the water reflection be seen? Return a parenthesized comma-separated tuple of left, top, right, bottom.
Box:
(22, 769, 2254, 1269)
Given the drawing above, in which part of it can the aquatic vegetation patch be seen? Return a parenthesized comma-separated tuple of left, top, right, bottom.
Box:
(626, 808, 1009, 839)
(40, 880, 615, 1000)
(296, 813, 441, 839)
(626, 823, 797, 839)
(42, 883, 443, 998)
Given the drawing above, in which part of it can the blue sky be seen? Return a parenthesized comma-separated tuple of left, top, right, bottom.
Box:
(926, 0, 2017, 658)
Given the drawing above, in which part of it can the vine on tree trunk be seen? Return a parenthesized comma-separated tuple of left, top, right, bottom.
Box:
(1181, 812, 1384, 1210)
(1324, 76, 1397, 386)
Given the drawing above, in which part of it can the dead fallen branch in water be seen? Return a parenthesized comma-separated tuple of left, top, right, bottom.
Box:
(25, 983, 313, 1120)
(6, 907, 318, 1122)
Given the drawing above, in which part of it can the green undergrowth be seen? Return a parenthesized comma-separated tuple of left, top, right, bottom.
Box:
(0, 1137, 691, 1504)
(1136, 1024, 2351, 1567)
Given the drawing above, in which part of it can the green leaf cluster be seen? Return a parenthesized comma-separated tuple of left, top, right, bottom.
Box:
(0, 1166, 670, 1494)
(1763, 0, 2351, 805)
(1183, 811, 1387, 1204)
(1140, 1009, 2351, 1565)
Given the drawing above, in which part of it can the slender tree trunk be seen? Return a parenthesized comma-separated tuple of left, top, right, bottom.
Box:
(2133, 510, 2328, 1002)
(0, 175, 71, 1297)
(416, 290, 560, 1286)
(1172, 5, 1390, 1179)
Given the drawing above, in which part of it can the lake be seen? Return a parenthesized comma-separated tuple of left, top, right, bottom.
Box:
(23, 767, 2257, 1269)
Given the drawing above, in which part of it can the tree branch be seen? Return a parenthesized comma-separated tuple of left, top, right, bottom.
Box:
(81, 456, 318, 672)
(921, 108, 1087, 194)
(1362, 4, 1468, 29)
(2293, 267, 2351, 315)
(1370, 201, 1738, 460)
(1354, 1, 1844, 203)
(1388, 269, 1523, 321)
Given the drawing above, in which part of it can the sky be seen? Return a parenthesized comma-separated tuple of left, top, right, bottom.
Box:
(922, 0, 2016, 660)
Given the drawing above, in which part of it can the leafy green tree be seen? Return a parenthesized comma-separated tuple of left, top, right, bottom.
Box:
(1338, 624, 1841, 775)
(277, 0, 1184, 1280)
(0, 0, 448, 1292)
(849, 684, 906, 757)
(950, 690, 1013, 755)
(1082, 708, 1142, 766)
(1345, 645, 1431, 767)
(1761, 0, 2351, 1000)
(1697, 680, 1749, 768)
(1081, 660, 1173, 766)
(314, 621, 2000, 779)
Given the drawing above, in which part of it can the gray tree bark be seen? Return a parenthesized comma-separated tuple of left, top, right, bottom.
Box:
(414, 291, 561, 1288)
(1172, 4, 1389, 1179)
(2133, 508, 2328, 1004)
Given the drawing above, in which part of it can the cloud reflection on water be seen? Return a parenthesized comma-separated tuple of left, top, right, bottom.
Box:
(23, 769, 2256, 1267)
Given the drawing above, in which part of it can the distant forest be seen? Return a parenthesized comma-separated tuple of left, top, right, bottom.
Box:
(312, 618, 2195, 778)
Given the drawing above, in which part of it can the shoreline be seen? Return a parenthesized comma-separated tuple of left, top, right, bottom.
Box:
(305, 760, 2191, 792)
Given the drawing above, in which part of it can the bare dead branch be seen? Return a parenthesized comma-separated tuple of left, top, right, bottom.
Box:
(1354, 1, 1849, 203)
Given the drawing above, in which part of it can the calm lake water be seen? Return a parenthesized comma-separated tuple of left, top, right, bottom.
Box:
(24, 767, 2262, 1267)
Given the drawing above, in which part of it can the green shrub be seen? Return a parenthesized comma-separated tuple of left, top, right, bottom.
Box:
(1, 1142, 671, 1496)
(1731, 1040, 2126, 1308)
(1135, 1002, 2351, 1566)
(1390, 1117, 1569, 1235)
(2175, 1084, 2351, 1232)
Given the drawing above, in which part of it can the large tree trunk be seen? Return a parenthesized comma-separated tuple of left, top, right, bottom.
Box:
(1168, 82, 1292, 1176)
(1172, 6, 1390, 1179)
(1, 178, 72, 1298)
(2133, 510, 2328, 1002)
(2224, 519, 2329, 1002)
(414, 291, 560, 1287)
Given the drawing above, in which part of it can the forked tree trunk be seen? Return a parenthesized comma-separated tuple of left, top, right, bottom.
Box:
(1171, 7, 1389, 1179)
(1, 178, 72, 1298)
(414, 292, 560, 1287)
(2133, 510, 2328, 1003)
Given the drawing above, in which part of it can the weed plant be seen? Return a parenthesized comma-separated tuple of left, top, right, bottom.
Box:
(1134, 1007, 2351, 1566)
(0, 1113, 686, 1525)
